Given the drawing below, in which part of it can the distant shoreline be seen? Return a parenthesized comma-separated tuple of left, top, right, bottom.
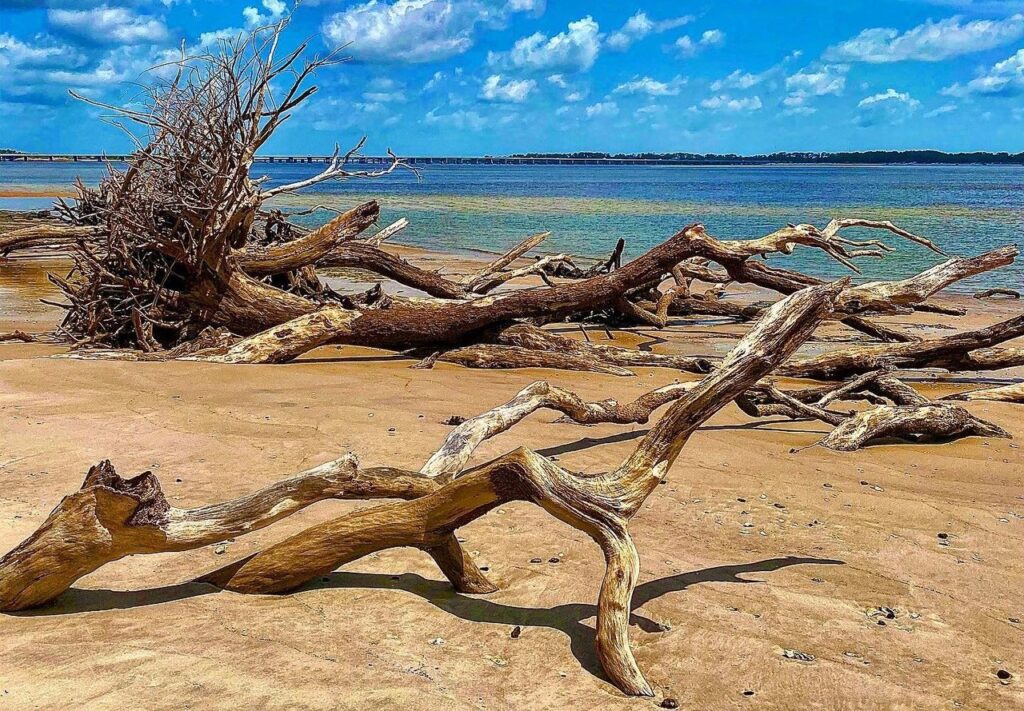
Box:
(3, 151, 1024, 167)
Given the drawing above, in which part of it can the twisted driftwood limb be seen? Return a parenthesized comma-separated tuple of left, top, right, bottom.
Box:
(0, 331, 36, 343)
(818, 404, 1010, 451)
(194, 281, 843, 696)
(0, 224, 103, 255)
(461, 231, 550, 292)
(0, 377, 725, 614)
(317, 242, 469, 299)
(419, 381, 695, 481)
(833, 246, 1018, 314)
(492, 323, 713, 374)
(0, 455, 451, 612)
(468, 253, 573, 295)
(366, 218, 408, 246)
(238, 200, 380, 276)
(974, 288, 1020, 300)
(780, 313, 1024, 380)
(942, 381, 1024, 404)
(420, 344, 636, 376)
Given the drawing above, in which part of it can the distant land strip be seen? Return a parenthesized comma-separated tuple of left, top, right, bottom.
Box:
(2, 150, 1024, 165)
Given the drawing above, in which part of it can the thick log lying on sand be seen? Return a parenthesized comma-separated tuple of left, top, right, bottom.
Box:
(0, 377, 705, 613)
(942, 381, 1024, 404)
(0, 456, 446, 611)
(974, 288, 1021, 300)
(818, 403, 1010, 451)
(781, 312, 1024, 380)
(194, 282, 844, 696)
(0, 224, 103, 255)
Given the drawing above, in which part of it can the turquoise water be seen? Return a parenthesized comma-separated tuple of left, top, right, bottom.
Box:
(2, 162, 1022, 289)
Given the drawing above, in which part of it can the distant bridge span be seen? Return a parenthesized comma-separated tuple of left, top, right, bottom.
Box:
(0, 154, 766, 166)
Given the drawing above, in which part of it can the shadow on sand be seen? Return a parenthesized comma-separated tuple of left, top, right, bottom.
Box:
(12, 555, 843, 684)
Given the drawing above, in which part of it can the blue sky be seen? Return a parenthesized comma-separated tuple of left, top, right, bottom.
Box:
(1, 0, 1024, 154)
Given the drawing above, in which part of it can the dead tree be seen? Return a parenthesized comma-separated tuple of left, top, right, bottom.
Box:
(2, 283, 845, 696)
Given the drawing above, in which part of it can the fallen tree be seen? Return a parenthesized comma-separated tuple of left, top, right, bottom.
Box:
(1, 281, 846, 696)
(3, 20, 1018, 377)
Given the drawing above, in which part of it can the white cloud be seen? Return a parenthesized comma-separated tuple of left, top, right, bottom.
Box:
(606, 11, 693, 52)
(480, 73, 536, 102)
(856, 88, 920, 126)
(243, 0, 287, 28)
(47, 5, 168, 45)
(672, 29, 725, 57)
(924, 103, 958, 117)
(786, 64, 848, 96)
(585, 100, 618, 117)
(423, 70, 446, 91)
(547, 73, 567, 88)
(699, 94, 762, 112)
(492, 16, 602, 72)
(942, 48, 1024, 96)
(425, 107, 486, 130)
(612, 75, 685, 97)
(0, 33, 82, 71)
(825, 14, 1024, 63)
(323, 0, 537, 64)
(711, 70, 761, 91)
(700, 29, 725, 46)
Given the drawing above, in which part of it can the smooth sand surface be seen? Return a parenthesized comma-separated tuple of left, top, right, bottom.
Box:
(1, 245, 1022, 710)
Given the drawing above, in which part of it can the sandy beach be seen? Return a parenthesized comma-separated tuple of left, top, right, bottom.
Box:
(1, 236, 1022, 711)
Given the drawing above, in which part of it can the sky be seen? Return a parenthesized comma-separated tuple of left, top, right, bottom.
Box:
(1, 0, 1024, 155)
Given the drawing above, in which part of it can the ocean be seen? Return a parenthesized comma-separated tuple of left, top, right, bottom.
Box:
(2, 161, 1022, 289)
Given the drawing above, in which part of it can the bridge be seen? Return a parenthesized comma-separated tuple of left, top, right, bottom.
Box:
(0, 154, 765, 166)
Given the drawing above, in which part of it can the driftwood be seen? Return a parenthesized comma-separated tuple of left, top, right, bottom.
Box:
(781, 312, 1024, 380)
(943, 381, 1024, 404)
(974, 288, 1020, 300)
(818, 403, 1009, 451)
(1, 282, 843, 695)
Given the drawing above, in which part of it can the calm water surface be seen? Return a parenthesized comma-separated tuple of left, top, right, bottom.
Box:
(2, 162, 1022, 289)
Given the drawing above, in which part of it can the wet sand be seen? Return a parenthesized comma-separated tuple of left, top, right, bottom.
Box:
(1, 243, 1022, 710)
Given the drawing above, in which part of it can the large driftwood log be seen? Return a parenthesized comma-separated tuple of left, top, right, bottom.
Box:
(0, 224, 103, 255)
(781, 313, 1024, 380)
(194, 281, 844, 696)
(818, 404, 1010, 451)
(1, 281, 843, 697)
(942, 381, 1024, 404)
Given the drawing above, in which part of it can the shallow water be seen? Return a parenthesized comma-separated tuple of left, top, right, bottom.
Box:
(1, 162, 1022, 289)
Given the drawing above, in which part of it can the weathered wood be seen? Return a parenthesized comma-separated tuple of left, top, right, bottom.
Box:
(942, 381, 1024, 404)
(197, 281, 844, 696)
(819, 404, 1010, 451)
(781, 313, 1024, 380)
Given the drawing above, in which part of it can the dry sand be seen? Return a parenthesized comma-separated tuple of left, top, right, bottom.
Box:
(1, 246, 1022, 711)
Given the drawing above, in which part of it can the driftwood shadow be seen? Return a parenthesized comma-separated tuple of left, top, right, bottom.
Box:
(12, 556, 843, 685)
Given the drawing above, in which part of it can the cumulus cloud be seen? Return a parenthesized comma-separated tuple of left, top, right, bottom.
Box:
(323, 0, 538, 64)
(672, 29, 725, 57)
(924, 103, 958, 118)
(612, 75, 685, 97)
(606, 11, 693, 52)
(491, 16, 602, 72)
(47, 5, 168, 45)
(424, 106, 486, 130)
(782, 63, 848, 111)
(480, 73, 535, 102)
(698, 94, 762, 112)
(856, 88, 920, 126)
(825, 14, 1024, 63)
(711, 70, 762, 91)
(942, 47, 1024, 96)
(584, 100, 618, 117)
(0, 33, 82, 70)
(243, 0, 287, 28)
